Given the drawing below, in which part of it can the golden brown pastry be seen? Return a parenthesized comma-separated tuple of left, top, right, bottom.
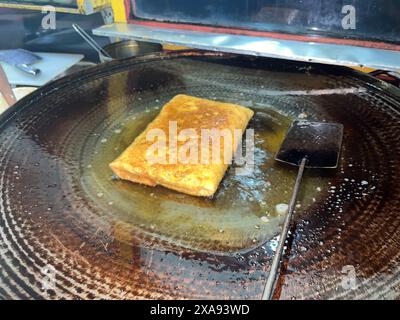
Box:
(110, 94, 254, 196)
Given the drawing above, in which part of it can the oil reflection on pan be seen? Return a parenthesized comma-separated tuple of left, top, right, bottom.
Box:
(0, 51, 400, 299)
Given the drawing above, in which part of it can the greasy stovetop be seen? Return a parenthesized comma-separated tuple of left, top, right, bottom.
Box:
(0, 51, 399, 299)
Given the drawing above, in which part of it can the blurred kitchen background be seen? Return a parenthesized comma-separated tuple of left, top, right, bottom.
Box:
(0, 6, 111, 62)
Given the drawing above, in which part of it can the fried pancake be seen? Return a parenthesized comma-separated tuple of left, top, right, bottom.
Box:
(110, 94, 254, 196)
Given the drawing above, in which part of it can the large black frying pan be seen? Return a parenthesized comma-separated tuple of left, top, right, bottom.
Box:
(0, 51, 399, 299)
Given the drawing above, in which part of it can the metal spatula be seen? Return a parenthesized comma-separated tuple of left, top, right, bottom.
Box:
(262, 120, 343, 300)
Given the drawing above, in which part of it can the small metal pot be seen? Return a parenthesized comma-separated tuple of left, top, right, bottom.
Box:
(99, 40, 162, 62)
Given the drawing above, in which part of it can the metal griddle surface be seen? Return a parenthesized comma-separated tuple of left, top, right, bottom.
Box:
(0, 51, 400, 299)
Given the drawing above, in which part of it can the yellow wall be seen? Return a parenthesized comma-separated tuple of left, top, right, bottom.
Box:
(111, 0, 127, 22)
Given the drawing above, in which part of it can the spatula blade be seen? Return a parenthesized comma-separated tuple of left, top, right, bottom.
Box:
(275, 121, 343, 168)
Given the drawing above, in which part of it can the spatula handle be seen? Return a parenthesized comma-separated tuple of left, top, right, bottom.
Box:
(262, 157, 307, 300)
(16, 63, 41, 76)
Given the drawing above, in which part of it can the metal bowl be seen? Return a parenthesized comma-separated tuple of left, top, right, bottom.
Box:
(99, 40, 162, 62)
